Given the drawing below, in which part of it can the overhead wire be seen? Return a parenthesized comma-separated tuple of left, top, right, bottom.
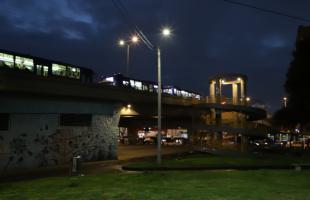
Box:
(224, 0, 310, 23)
(111, 0, 154, 50)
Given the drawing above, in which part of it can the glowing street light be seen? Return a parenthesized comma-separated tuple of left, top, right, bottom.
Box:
(119, 40, 125, 46)
(162, 27, 171, 37)
(131, 36, 139, 43)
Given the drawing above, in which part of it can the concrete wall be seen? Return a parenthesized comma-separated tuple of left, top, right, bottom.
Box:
(0, 113, 120, 173)
(0, 96, 121, 173)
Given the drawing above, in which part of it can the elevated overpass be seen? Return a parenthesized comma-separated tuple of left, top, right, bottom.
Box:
(0, 70, 268, 145)
(0, 70, 266, 121)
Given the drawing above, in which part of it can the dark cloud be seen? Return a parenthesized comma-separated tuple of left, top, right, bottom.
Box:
(0, 0, 309, 112)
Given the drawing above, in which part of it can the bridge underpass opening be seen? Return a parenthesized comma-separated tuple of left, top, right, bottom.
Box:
(118, 116, 191, 146)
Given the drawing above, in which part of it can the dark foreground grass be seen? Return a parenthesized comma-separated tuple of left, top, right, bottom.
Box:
(125, 153, 310, 169)
(0, 170, 310, 200)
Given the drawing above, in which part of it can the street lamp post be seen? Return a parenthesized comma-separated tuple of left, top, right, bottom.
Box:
(157, 27, 171, 165)
(118, 36, 139, 77)
(157, 46, 162, 165)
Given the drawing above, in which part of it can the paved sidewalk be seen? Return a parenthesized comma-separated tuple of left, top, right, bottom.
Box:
(0, 144, 192, 182)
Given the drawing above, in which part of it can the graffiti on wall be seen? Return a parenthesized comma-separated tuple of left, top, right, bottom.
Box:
(0, 114, 119, 173)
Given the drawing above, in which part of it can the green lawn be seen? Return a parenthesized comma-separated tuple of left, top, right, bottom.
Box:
(125, 153, 310, 169)
(1, 170, 310, 200)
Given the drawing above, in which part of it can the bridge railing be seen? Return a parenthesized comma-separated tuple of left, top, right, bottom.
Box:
(196, 96, 266, 109)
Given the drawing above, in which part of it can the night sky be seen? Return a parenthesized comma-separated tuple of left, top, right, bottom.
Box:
(1, 0, 309, 112)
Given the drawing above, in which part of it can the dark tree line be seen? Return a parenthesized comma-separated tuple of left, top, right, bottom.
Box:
(273, 26, 310, 132)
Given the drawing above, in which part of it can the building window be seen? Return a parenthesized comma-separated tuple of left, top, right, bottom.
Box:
(15, 56, 34, 71)
(67, 66, 80, 79)
(0, 53, 14, 68)
(52, 63, 67, 77)
(60, 114, 92, 127)
(0, 114, 9, 131)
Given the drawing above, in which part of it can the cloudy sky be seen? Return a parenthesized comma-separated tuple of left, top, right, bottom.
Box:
(0, 0, 309, 112)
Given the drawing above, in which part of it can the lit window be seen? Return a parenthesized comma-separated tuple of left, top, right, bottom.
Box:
(163, 88, 173, 94)
(67, 66, 80, 79)
(15, 56, 34, 71)
(181, 90, 188, 97)
(130, 80, 135, 87)
(36, 65, 49, 76)
(149, 85, 154, 92)
(43, 66, 49, 76)
(123, 80, 129, 86)
(0, 53, 14, 68)
(142, 85, 148, 91)
(154, 85, 158, 93)
(52, 63, 67, 76)
(105, 77, 114, 82)
(36, 65, 42, 75)
(134, 81, 142, 90)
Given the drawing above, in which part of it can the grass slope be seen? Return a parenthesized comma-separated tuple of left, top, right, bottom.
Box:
(0, 170, 310, 200)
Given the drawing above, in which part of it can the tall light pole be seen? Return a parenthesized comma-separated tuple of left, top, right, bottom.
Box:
(157, 27, 171, 165)
(118, 35, 139, 77)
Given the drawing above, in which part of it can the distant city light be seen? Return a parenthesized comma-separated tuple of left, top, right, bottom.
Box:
(127, 104, 131, 109)
(246, 97, 251, 101)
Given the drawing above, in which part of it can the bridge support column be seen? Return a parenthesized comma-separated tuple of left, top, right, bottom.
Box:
(240, 79, 247, 101)
(209, 81, 216, 102)
(232, 83, 238, 104)
(127, 127, 138, 144)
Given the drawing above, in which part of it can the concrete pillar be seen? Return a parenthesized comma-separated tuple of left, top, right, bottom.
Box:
(232, 83, 238, 104)
(209, 81, 216, 102)
(127, 127, 138, 144)
(240, 80, 244, 99)
(216, 80, 222, 97)
(240, 79, 247, 100)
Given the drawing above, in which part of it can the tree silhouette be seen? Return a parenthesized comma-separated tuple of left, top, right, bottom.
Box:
(283, 26, 310, 131)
